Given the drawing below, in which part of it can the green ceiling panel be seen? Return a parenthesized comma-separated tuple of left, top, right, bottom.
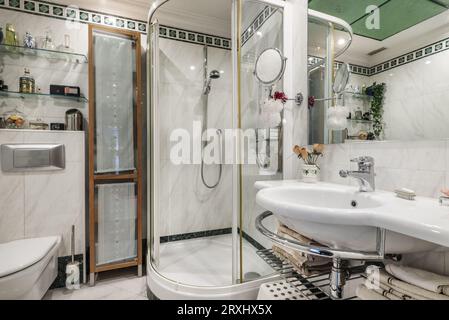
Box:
(309, 0, 449, 41)
(309, 0, 388, 25)
(351, 0, 446, 40)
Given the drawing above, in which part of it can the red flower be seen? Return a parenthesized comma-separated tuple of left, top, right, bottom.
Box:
(308, 96, 315, 109)
(273, 91, 288, 103)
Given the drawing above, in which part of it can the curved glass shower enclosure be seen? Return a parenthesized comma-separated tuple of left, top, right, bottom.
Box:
(146, 0, 285, 298)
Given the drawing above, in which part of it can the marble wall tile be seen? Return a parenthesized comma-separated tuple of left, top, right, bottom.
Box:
(22, 131, 85, 163)
(0, 131, 25, 243)
(157, 38, 233, 237)
(0, 130, 85, 258)
(24, 162, 85, 256)
(369, 49, 449, 141)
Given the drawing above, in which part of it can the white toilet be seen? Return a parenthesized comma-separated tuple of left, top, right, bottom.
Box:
(0, 236, 62, 300)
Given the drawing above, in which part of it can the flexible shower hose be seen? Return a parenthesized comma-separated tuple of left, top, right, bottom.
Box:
(201, 129, 223, 189)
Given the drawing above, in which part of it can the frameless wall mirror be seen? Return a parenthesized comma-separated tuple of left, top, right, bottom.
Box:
(254, 48, 287, 86)
(309, 2, 449, 144)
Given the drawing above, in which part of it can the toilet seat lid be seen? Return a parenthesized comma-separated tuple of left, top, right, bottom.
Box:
(0, 236, 60, 278)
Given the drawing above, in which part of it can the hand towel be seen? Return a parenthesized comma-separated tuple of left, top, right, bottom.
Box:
(377, 282, 414, 300)
(368, 270, 449, 300)
(386, 264, 449, 294)
(277, 225, 332, 264)
(356, 284, 389, 300)
(372, 286, 402, 300)
(273, 224, 333, 276)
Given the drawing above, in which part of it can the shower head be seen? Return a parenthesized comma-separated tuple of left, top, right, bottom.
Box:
(203, 70, 221, 95)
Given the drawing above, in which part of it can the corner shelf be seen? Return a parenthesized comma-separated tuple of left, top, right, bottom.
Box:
(343, 91, 373, 100)
(0, 90, 88, 103)
(347, 119, 373, 124)
(0, 44, 88, 64)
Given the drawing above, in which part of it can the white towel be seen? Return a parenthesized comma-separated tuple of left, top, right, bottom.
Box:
(356, 284, 389, 300)
(386, 264, 449, 294)
(368, 270, 449, 300)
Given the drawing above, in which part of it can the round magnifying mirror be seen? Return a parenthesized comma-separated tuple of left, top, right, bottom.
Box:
(254, 48, 287, 85)
(333, 62, 350, 94)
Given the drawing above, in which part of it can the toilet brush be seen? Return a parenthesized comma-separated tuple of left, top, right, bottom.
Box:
(65, 225, 80, 290)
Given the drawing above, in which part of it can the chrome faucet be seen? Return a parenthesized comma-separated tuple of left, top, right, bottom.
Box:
(339, 156, 375, 192)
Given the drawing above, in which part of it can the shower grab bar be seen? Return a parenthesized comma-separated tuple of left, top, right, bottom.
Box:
(256, 211, 386, 261)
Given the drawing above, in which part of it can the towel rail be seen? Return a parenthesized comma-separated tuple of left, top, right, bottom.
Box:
(256, 211, 386, 261)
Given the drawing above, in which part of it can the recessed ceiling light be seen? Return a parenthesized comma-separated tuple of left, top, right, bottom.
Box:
(256, 31, 263, 37)
(220, 70, 225, 74)
(337, 38, 346, 46)
(425, 60, 432, 65)
(190, 66, 196, 70)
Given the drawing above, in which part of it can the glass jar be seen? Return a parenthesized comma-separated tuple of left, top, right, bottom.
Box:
(19, 68, 35, 94)
(4, 109, 27, 129)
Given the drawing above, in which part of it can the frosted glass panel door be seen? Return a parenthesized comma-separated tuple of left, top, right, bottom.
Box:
(96, 183, 137, 265)
(94, 31, 136, 173)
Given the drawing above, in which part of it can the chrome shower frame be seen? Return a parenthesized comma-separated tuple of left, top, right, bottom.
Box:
(147, 0, 293, 299)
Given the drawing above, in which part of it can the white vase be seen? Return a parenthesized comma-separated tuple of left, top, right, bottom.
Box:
(302, 164, 319, 183)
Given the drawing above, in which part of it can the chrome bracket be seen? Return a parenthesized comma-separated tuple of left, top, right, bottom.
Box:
(256, 211, 387, 300)
(255, 211, 386, 261)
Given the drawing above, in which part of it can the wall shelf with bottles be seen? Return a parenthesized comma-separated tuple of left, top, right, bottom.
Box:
(0, 44, 88, 64)
(0, 90, 88, 103)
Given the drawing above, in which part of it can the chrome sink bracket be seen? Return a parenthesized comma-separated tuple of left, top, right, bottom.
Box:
(256, 211, 387, 300)
(256, 211, 387, 261)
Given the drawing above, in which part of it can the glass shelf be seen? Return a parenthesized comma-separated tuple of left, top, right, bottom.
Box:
(344, 91, 373, 99)
(0, 90, 88, 103)
(347, 118, 373, 124)
(0, 44, 88, 64)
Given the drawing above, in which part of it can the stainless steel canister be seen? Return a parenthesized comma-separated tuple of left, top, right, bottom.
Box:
(65, 109, 83, 131)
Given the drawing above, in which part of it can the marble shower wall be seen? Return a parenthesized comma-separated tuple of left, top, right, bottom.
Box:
(157, 38, 233, 237)
(0, 9, 89, 124)
(309, 141, 449, 275)
(0, 130, 85, 258)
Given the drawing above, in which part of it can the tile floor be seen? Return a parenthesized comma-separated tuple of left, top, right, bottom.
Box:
(44, 270, 148, 300)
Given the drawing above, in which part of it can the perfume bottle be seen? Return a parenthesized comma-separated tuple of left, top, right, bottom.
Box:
(5, 23, 18, 46)
(23, 32, 36, 49)
(19, 68, 35, 94)
(42, 30, 55, 50)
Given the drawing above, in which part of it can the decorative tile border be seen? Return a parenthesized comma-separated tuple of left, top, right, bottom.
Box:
(309, 56, 370, 76)
(0, 0, 148, 34)
(242, 5, 278, 46)
(369, 37, 449, 76)
(160, 228, 266, 250)
(160, 228, 232, 243)
(0, 0, 232, 50)
(310, 35, 449, 78)
(159, 25, 231, 50)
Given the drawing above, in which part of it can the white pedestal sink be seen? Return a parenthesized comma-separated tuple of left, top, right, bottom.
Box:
(256, 182, 449, 254)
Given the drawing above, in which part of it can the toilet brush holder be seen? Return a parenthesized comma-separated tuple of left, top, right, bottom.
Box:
(65, 225, 80, 290)
(65, 261, 80, 290)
